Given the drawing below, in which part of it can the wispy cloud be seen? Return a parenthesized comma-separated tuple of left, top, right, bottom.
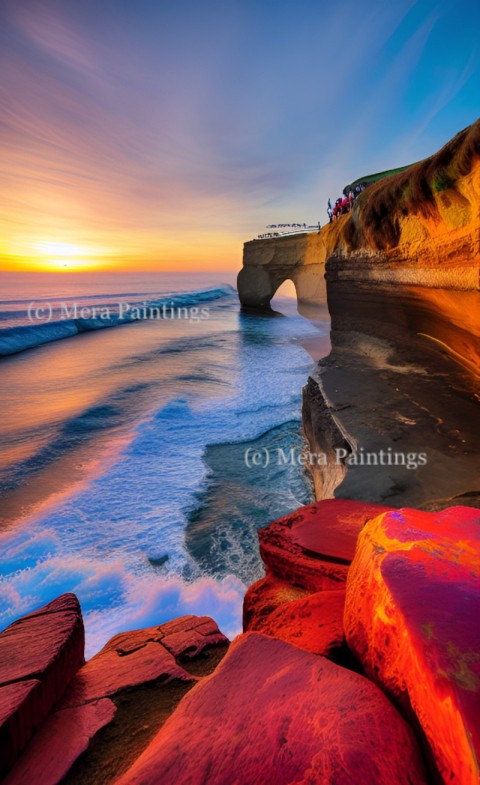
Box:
(5, 0, 98, 78)
(0, 0, 479, 269)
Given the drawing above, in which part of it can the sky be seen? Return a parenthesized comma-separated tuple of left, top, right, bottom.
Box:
(0, 0, 479, 273)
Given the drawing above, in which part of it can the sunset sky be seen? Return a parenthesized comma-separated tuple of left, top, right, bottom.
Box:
(1, 0, 479, 273)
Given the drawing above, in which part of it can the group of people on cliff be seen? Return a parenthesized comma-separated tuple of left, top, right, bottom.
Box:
(327, 182, 366, 222)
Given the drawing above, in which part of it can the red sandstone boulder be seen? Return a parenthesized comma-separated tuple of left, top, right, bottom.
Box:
(243, 574, 310, 629)
(6, 615, 228, 785)
(4, 699, 116, 785)
(115, 632, 429, 785)
(259, 498, 391, 591)
(344, 506, 480, 785)
(0, 594, 84, 777)
(245, 587, 346, 655)
(60, 614, 228, 708)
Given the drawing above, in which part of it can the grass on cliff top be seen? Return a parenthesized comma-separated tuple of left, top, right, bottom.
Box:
(343, 164, 414, 194)
(343, 118, 480, 251)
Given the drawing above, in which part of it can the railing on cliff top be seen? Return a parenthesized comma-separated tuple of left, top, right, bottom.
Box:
(255, 223, 320, 240)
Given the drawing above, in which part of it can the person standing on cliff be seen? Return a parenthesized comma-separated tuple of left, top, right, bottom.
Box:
(327, 199, 333, 222)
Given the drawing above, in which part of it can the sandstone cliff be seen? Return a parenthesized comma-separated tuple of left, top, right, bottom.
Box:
(239, 120, 480, 509)
(238, 119, 480, 310)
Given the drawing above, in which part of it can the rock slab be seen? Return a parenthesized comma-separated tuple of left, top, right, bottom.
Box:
(0, 594, 84, 776)
(259, 498, 391, 591)
(5, 615, 228, 785)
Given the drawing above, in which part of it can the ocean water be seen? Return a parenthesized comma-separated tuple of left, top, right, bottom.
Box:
(0, 272, 328, 655)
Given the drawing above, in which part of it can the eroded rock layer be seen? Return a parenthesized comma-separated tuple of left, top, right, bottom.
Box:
(258, 498, 391, 591)
(5, 615, 228, 785)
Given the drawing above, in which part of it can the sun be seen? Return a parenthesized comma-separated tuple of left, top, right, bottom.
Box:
(33, 241, 104, 272)
(41, 258, 95, 272)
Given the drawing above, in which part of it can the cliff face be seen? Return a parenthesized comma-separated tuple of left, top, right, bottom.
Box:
(239, 120, 480, 309)
(239, 120, 480, 510)
(326, 124, 480, 375)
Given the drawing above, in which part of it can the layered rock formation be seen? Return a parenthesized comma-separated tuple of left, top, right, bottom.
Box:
(1, 609, 228, 784)
(0, 594, 84, 777)
(239, 120, 480, 510)
(320, 127, 480, 494)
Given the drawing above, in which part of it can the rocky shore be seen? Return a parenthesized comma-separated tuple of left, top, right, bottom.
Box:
(1, 500, 479, 784)
(2, 121, 479, 784)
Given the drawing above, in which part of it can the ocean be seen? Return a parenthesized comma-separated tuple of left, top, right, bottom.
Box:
(0, 272, 329, 655)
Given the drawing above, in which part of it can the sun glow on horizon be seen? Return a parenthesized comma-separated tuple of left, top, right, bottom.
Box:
(6, 239, 111, 272)
(1, 229, 243, 273)
(36, 241, 105, 270)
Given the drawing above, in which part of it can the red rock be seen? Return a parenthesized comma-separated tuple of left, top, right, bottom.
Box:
(344, 506, 480, 785)
(0, 593, 84, 685)
(59, 643, 192, 707)
(259, 498, 391, 591)
(243, 574, 310, 630)
(60, 615, 229, 706)
(0, 594, 84, 777)
(5, 615, 228, 785)
(101, 614, 227, 659)
(0, 681, 40, 773)
(62, 617, 228, 708)
(158, 615, 228, 659)
(4, 699, 116, 785)
(245, 588, 346, 655)
(116, 632, 428, 785)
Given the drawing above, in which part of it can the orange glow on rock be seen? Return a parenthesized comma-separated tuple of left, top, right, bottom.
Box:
(344, 506, 480, 785)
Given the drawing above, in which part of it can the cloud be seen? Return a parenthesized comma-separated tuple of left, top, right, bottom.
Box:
(1, 0, 479, 265)
(5, 0, 98, 78)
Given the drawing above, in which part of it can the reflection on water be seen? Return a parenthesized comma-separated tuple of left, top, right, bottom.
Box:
(0, 273, 330, 655)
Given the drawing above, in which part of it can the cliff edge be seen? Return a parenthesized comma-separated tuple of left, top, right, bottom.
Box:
(238, 118, 480, 309)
